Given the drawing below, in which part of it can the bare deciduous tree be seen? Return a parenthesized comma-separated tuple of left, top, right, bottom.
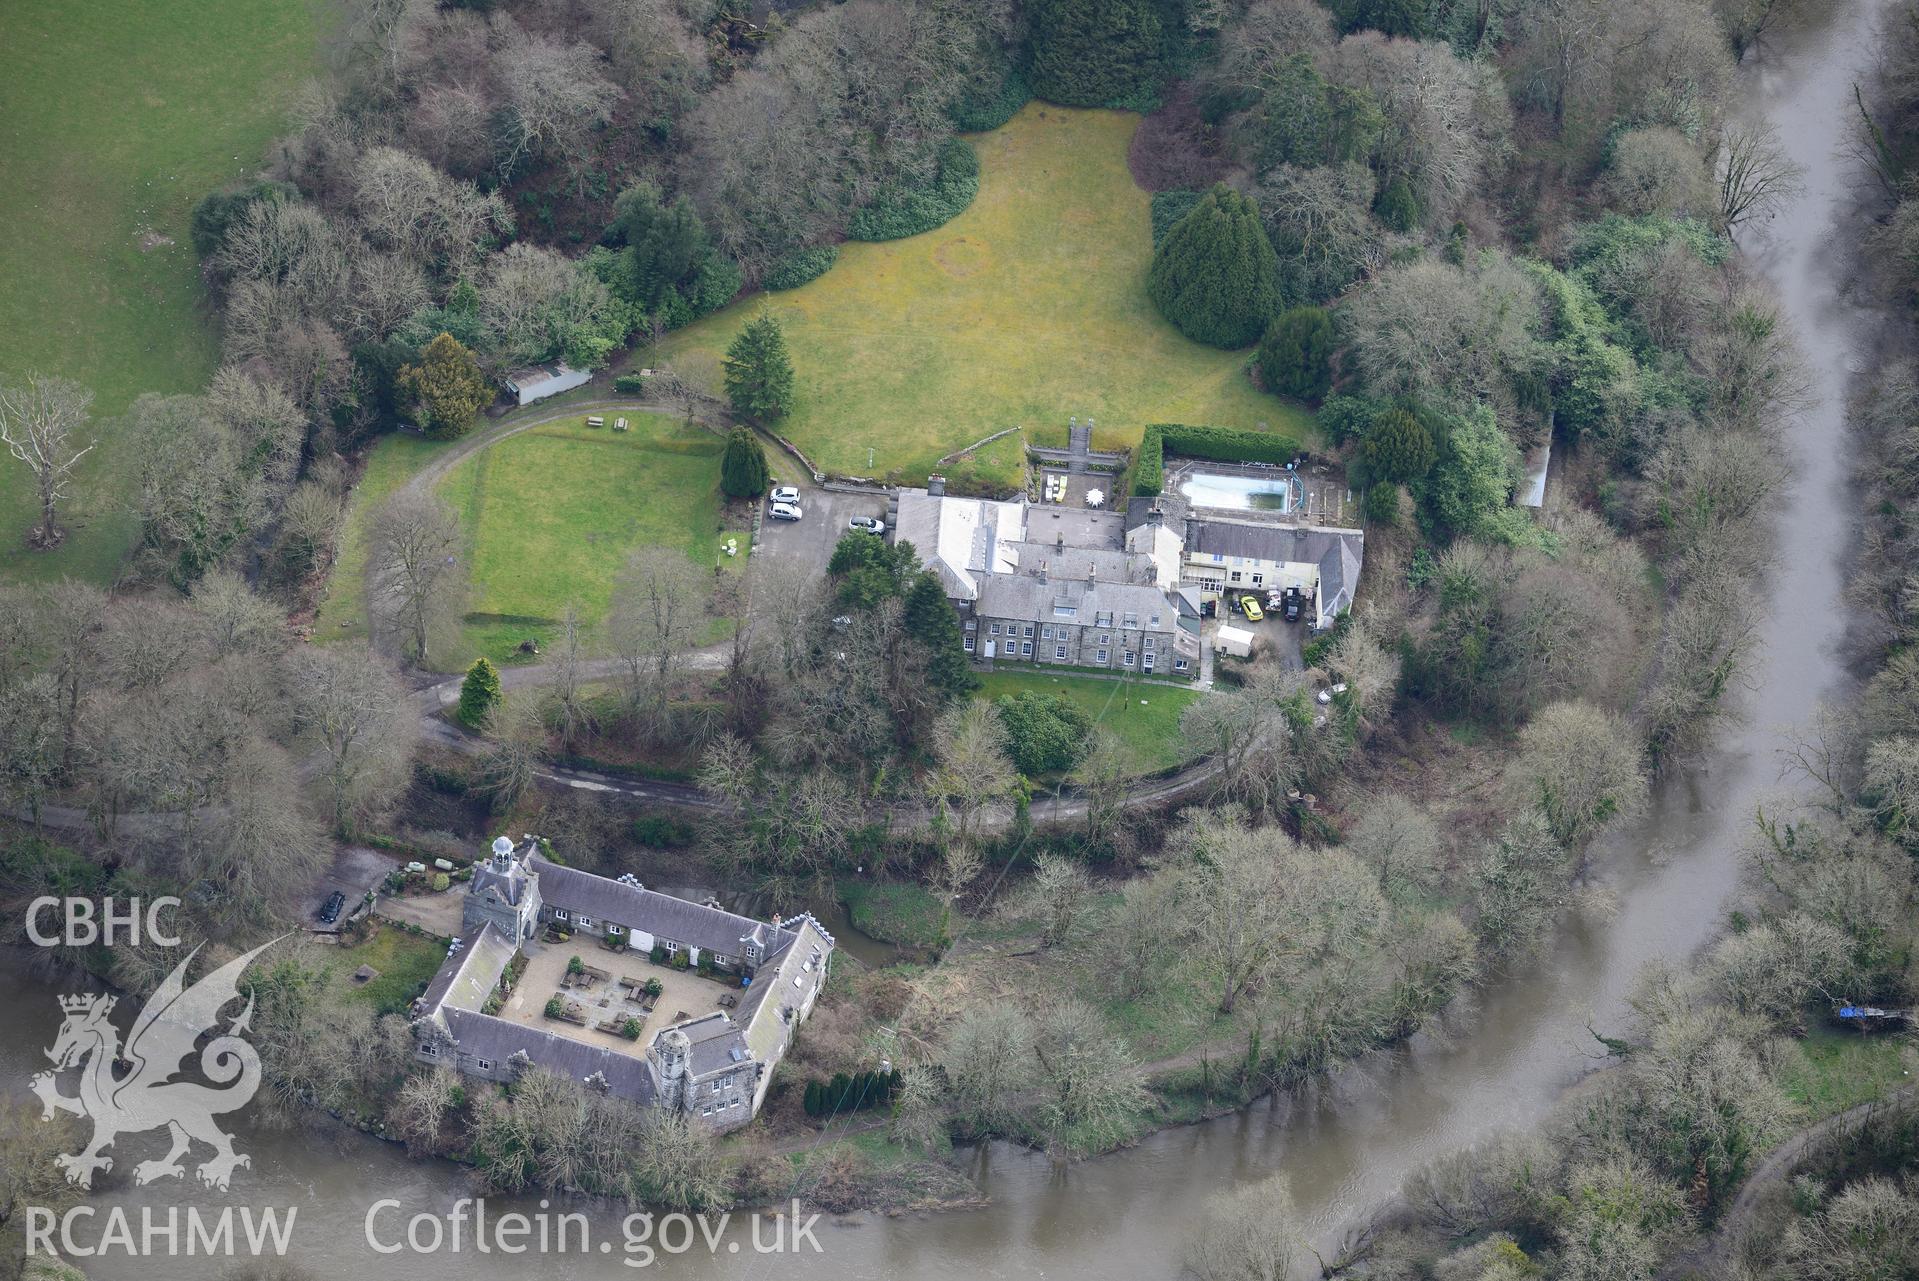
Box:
(0, 373, 95, 549)
(369, 490, 464, 663)
(942, 1002, 1035, 1130)
(927, 699, 1015, 846)
(1717, 121, 1805, 232)
(478, 693, 547, 815)
(606, 549, 707, 740)
(286, 645, 419, 834)
(1186, 1174, 1309, 1281)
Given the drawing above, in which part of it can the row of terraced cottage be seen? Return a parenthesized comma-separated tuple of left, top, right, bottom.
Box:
(410, 837, 833, 1132)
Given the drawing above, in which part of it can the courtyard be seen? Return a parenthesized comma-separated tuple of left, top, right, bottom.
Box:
(494, 940, 745, 1057)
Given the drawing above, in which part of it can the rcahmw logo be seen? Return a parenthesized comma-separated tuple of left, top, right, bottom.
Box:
(25, 895, 182, 947)
(32, 938, 282, 1192)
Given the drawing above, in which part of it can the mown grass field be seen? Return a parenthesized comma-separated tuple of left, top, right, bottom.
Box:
(442, 414, 724, 666)
(646, 104, 1316, 488)
(974, 669, 1202, 774)
(0, 0, 324, 584)
(317, 414, 728, 668)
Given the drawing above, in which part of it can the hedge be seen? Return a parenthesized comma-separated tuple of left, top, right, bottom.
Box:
(764, 244, 840, 291)
(1131, 423, 1303, 497)
(847, 139, 980, 242)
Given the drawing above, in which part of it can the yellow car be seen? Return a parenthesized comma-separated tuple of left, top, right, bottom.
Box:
(1238, 594, 1264, 622)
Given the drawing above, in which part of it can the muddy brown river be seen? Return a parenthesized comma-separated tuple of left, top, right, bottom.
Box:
(0, 5, 1881, 1276)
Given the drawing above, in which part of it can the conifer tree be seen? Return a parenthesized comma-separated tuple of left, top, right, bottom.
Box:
(1148, 186, 1281, 349)
(723, 313, 795, 425)
(457, 656, 503, 728)
(720, 427, 771, 499)
(1029, 0, 1162, 107)
(1363, 408, 1436, 484)
(398, 333, 492, 439)
(1257, 307, 1336, 401)
(903, 570, 978, 699)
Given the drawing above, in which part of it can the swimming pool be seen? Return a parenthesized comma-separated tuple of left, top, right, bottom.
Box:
(1176, 470, 1302, 512)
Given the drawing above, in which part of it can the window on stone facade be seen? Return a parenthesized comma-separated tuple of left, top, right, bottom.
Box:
(1040, 625, 1051, 640)
(1021, 641, 1032, 655)
(421, 1042, 439, 1057)
(1100, 633, 1110, 644)
(1123, 612, 1137, 627)
(1143, 655, 1155, 672)
(1023, 625, 1034, 637)
(663, 940, 680, 953)
(477, 1058, 493, 1071)
(1123, 651, 1134, 666)
(1175, 658, 1189, 670)
(1054, 645, 1066, 659)
(576, 915, 592, 928)
(1096, 649, 1108, 663)
(989, 623, 1000, 636)
(964, 634, 975, 652)
(553, 909, 570, 922)
(714, 954, 729, 966)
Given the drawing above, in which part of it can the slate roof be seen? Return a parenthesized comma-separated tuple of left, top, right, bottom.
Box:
(738, 916, 833, 1065)
(1123, 494, 1189, 536)
(892, 490, 1027, 601)
(1000, 542, 1157, 586)
(471, 858, 533, 908)
(527, 854, 800, 957)
(675, 1012, 752, 1078)
(1316, 532, 1364, 625)
(1184, 518, 1361, 565)
(418, 923, 515, 1015)
(973, 573, 1179, 631)
(440, 1007, 659, 1104)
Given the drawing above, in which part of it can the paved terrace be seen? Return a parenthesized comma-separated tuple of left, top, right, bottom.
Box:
(495, 941, 744, 1057)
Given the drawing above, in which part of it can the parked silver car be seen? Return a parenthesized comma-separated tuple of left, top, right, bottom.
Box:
(768, 501, 803, 522)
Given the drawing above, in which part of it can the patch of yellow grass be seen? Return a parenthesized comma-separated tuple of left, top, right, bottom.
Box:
(648, 104, 1315, 487)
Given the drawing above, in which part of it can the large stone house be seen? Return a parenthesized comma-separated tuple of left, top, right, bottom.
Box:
(411, 837, 832, 1132)
(969, 573, 1202, 677)
(896, 484, 1202, 679)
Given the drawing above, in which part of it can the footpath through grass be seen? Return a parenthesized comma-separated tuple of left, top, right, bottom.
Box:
(647, 104, 1316, 488)
(0, 0, 325, 584)
(974, 669, 1202, 774)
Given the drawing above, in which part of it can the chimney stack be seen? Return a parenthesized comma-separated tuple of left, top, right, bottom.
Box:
(928, 474, 946, 497)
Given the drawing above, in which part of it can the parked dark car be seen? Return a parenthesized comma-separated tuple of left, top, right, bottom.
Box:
(1281, 586, 1305, 623)
(317, 891, 346, 925)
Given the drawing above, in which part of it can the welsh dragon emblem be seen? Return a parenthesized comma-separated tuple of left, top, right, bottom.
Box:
(31, 938, 281, 1191)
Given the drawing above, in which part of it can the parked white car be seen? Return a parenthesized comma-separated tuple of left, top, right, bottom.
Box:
(770, 485, 800, 504)
(848, 516, 885, 535)
(768, 501, 803, 522)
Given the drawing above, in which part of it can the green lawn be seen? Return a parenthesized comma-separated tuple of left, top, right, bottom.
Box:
(974, 669, 1203, 774)
(646, 104, 1316, 488)
(332, 925, 447, 1016)
(0, 0, 325, 584)
(838, 879, 950, 950)
(1775, 1026, 1912, 1119)
(313, 433, 445, 645)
